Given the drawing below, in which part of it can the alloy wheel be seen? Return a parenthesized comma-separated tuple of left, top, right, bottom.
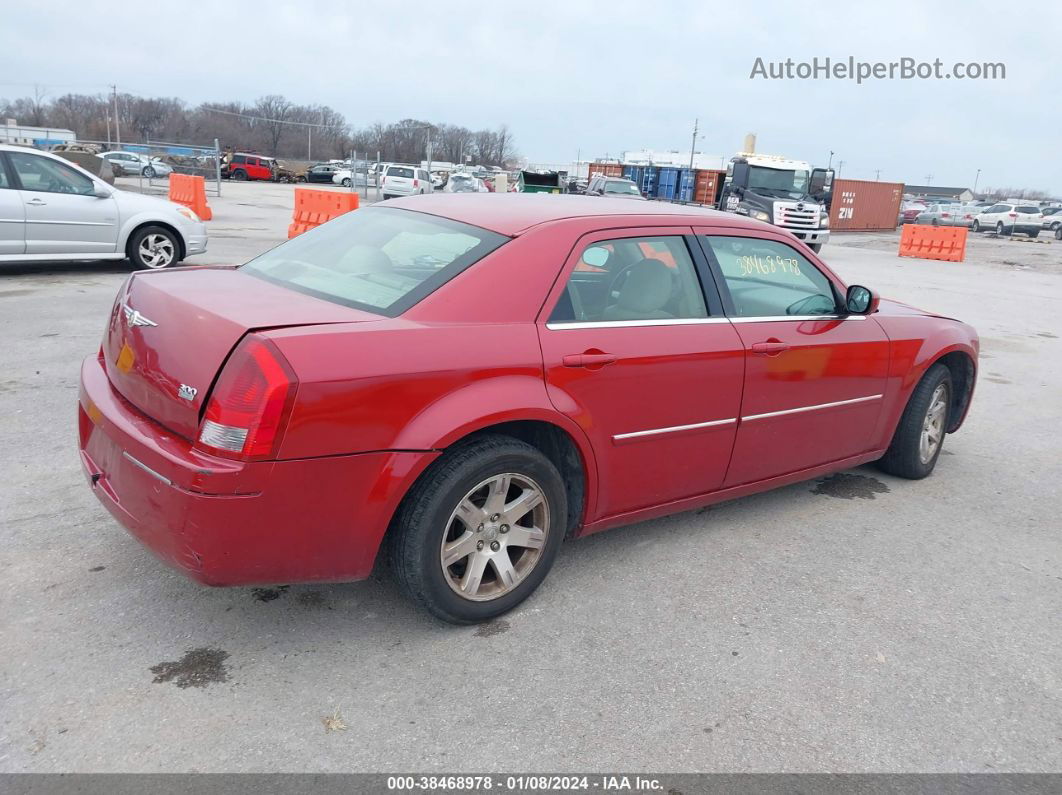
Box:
(919, 383, 948, 464)
(138, 233, 175, 269)
(440, 473, 549, 602)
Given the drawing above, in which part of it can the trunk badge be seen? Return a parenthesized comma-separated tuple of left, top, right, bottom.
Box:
(177, 384, 198, 401)
(123, 304, 157, 328)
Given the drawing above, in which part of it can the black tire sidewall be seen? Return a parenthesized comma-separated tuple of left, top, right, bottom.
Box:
(879, 364, 952, 479)
(128, 225, 179, 270)
(394, 439, 567, 624)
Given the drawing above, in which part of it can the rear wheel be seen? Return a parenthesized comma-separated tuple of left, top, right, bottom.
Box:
(232, 169, 247, 181)
(341, 177, 352, 187)
(389, 435, 567, 624)
(1027, 229, 1039, 238)
(383, 193, 394, 200)
(128, 225, 180, 270)
(971, 220, 980, 232)
(876, 363, 952, 480)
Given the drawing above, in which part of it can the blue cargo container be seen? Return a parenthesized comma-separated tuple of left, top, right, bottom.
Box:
(678, 169, 696, 203)
(622, 165, 638, 182)
(640, 166, 657, 198)
(656, 167, 680, 201)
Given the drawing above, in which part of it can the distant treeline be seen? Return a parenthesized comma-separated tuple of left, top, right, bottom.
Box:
(0, 91, 518, 167)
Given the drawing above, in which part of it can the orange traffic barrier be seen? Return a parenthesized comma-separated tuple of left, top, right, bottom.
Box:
(287, 189, 359, 238)
(898, 224, 967, 262)
(168, 174, 213, 221)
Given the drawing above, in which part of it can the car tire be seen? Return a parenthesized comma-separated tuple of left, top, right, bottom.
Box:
(388, 434, 568, 624)
(341, 178, 352, 188)
(1027, 229, 1039, 238)
(1056, 226, 1062, 241)
(383, 194, 394, 200)
(232, 169, 247, 181)
(127, 225, 180, 270)
(971, 220, 980, 232)
(142, 166, 156, 179)
(931, 218, 939, 226)
(876, 363, 952, 480)
(996, 222, 1006, 236)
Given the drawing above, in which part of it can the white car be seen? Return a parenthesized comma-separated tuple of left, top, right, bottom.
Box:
(381, 165, 433, 199)
(0, 144, 207, 269)
(1040, 206, 1062, 232)
(100, 151, 173, 179)
(330, 169, 367, 188)
(442, 173, 489, 193)
(971, 202, 1043, 237)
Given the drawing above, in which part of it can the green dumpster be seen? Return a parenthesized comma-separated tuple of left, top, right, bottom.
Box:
(518, 171, 562, 194)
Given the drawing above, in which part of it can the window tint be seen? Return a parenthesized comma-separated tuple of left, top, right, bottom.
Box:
(8, 152, 95, 196)
(705, 236, 839, 318)
(232, 155, 246, 164)
(1016, 206, 1039, 214)
(549, 236, 707, 324)
(241, 207, 507, 316)
(388, 167, 414, 179)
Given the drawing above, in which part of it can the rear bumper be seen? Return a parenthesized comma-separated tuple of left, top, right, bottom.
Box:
(79, 355, 437, 586)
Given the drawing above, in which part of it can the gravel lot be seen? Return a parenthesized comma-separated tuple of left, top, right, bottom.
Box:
(1, 189, 1060, 773)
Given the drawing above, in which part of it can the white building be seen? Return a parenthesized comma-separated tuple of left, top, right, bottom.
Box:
(0, 119, 76, 147)
(620, 149, 728, 170)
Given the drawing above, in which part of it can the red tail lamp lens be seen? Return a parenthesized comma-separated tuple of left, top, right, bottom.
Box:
(196, 336, 297, 460)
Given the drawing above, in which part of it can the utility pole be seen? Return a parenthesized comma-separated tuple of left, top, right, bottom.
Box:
(837, 160, 845, 177)
(688, 118, 699, 171)
(111, 84, 121, 147)
(925, 174, 933, 185)
(973, 168, 981, 194)
(874, 169, 881, 181)
(307, 126, 312, 161)
(828, 150, 834, 169)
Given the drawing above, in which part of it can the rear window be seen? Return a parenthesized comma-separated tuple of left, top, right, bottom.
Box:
(604, 180, 640, 195)
(241, 207, 507, 316)
(1016, 206, 1039, 214)
(388, 167, 414, 179)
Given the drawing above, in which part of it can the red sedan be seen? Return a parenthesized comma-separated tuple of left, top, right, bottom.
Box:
(79, 196, 978, 623)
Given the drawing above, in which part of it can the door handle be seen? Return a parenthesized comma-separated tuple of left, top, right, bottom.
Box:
(26, 198, 46, 206)
(562, 351, 617, 368)
(751, 340, 789, 356)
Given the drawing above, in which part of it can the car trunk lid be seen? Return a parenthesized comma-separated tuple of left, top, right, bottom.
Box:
(103, 267, 377, 440)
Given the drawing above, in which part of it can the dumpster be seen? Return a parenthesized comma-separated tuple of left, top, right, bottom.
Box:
(518, 171, 562, 193)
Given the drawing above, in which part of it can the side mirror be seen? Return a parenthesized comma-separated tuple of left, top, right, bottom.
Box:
(92, 184, 112, 199)
(846, 284, 879, 314)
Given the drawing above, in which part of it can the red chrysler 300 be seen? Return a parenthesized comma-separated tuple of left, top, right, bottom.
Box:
(79, 195, 978, 623)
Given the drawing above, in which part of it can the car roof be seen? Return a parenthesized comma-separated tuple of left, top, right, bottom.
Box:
(385, 193, 756, 236)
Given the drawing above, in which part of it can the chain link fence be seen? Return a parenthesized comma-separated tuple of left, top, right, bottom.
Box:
(46, 138, 222, 197)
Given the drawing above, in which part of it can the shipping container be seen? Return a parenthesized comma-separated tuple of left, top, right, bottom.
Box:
(678, 169, 696, 203)
(656, 167, 680, 201)
(624, 166, 646, 195)
(588, 162, 624, 178)
(829, 179, 904, 231)
(693, 169, 725, 206)
(640, 166, 658, 198)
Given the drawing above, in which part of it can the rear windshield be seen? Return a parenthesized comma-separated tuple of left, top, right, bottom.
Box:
(241, 208, 507, 316)
(1016, 206, 1039, 214)
(604, 180, 640, 195)
(388, 167, 414, 178)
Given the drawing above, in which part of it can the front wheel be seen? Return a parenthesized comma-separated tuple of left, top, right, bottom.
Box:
(971, 220, 980, 232)
(142, 166, 156, 179)
(996, 222, 1006, 236)
(232, 169, 247, 181)
(341, 177, 352, 187)
(389, 435, 567, 624)
(1056, 226, 1062, 241)
(128, 225, 180, 270)
(876, 363, 952, 479)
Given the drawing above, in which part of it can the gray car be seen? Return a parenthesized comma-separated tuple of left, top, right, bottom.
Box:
(914, 203, 979, 228)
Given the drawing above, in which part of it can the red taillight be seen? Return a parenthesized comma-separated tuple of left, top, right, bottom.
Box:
(195, 336, 297, 461)
(1008, 212, 1017, 218)
(941, 212, 950, 218)
(413, 179, 419, 188)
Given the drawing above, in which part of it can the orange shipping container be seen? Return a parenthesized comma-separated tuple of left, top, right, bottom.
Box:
(588, 162, 624, 178)
(694, 169, 725, 206)
(829, 179, 904, 231)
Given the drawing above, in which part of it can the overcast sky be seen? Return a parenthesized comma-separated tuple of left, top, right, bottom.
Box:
(2, 1, 1058, 193)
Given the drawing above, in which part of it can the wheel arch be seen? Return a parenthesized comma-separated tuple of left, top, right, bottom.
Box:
(933, 349, 976, 432)
(121, 219, 186, 262)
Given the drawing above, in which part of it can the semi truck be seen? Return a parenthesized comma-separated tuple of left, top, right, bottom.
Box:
(717, 153, 834, 252)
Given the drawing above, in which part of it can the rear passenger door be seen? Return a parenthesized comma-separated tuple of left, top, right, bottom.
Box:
(538, 228, 745, 520)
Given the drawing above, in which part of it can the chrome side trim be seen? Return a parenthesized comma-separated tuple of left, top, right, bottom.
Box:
(614, 417, 736, 441)
(741, 394, 883, 422)
(122, 451, 173, 486)
(547, 317, 731, 330)
(728, 314, 866, 323)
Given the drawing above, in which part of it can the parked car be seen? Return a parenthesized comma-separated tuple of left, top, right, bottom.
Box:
(381, 164, 433, 198)
(0, 144, 207, 269)
(898, 199, 928, 225)
(77, 195, 977, 623)
(971, 203, 1043, 237)
(304, 163, 341, 184)
(221, 153, 276, 181)
(567, 178, 588, 195)
(101, 151, 173, 179)
(1040, 206, 1062, 232)
(330, 169, 367, 188)
(585, 176, 645, 199)
(913, 203, 979, 228)
(442, 173, 488, 193)
(55, 150, 116, 185)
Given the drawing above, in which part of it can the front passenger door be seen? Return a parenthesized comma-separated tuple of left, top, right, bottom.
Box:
(697, 231, 890, 487)
(8, 151, 118, 256)
(0, 156, 25, 255)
